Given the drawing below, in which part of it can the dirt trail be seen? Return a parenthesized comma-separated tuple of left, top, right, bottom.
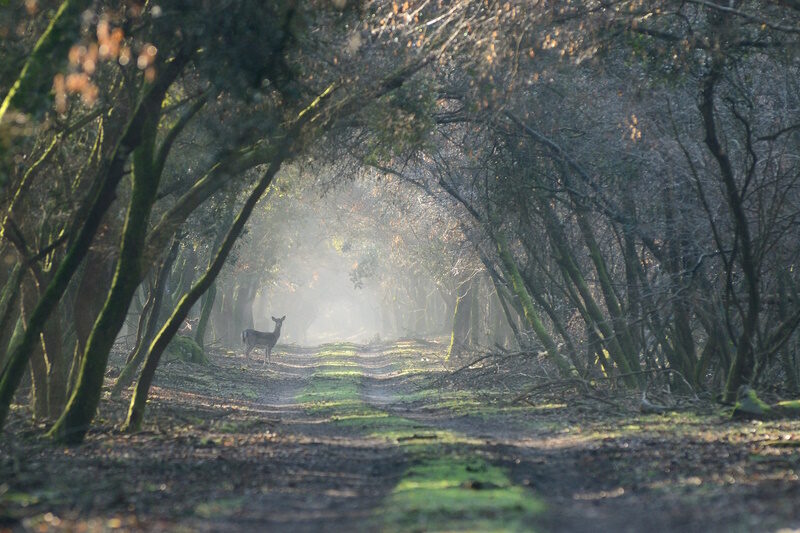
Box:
(3, 341, 800, 532)
(164, 346, 409, 532)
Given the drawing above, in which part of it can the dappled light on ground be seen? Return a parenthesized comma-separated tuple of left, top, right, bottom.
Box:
(2, 341, 799, 531)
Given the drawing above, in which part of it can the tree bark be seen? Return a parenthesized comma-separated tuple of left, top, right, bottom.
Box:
(127, 279, 156, 365)
(699, 68, 761, 402)
(22, 279, 48, 420)
(0, 56, 187, 431)
(0, 264, 23, 371)
(494, 231, 574, 376)
(49, 105, 166, 443)
(195, 281, 216, 348)
(111, 238, 180, 396)
(123, 144, 291, 432)
(447, 278, 474, 361)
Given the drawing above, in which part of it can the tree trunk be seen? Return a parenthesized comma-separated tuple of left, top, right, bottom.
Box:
(49, 103, 166, 443)
(697, 65, 761, 402)
(232, 280, 256, 335)
(0, 264, 24, 371)
(112, 238, 180, 396)
(195, 281, 216, 348)
(124, 142, 290, 432)
(23, 280, 49, 420)
(446, 278, 473, 361)
(127, 278, 156, 365)
(489, 276, 522, 349)
(0, 56, 186, 431)
(573, 210, 641, 374)
(43, 310, 67, 419)
(68, 248, 115, 395)
(494, 231, 574, 376)
(535, 201, 637, 385)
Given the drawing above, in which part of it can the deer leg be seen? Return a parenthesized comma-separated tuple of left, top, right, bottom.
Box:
(244, 344, 252, 359)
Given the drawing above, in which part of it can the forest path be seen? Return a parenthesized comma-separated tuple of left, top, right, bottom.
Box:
(3, 340, 800, 532)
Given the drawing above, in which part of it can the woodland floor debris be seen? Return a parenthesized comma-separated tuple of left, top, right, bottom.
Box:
(1, 340, 799, 532)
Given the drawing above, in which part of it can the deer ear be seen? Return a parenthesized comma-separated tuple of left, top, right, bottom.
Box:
(281, 315, 286, 320)
(271, 316, 278, 321)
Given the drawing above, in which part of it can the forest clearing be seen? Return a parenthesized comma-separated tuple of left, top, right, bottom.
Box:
(2, 0, 800, 531)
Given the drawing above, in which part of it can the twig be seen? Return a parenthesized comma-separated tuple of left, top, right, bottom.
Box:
(507, 378, 593, 405)
(428, 350, 536, 388)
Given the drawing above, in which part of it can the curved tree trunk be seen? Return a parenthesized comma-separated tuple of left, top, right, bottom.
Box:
(49, 87, 172, 443)
(127, 278, 156, 365)
(0, 56, 187, 431)
(494, 231, 574, 377)
(112, 238, 180, 396)
(194, 281, 216, 348)
(124, 144, 290, 432)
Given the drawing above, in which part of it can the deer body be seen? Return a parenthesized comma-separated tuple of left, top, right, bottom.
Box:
(242, 315, 285, 364)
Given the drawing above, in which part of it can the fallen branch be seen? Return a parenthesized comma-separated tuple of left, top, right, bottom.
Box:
(428, 350, 536, 389)
(507, 377, 594, 406)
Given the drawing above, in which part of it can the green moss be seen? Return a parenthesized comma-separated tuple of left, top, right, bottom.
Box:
(194, 497, 244, 518)
(733, 387, 773, 419)
(165, 335, 208, 365)
(383, 457, 543, 532)
(773, 399, 800, 419)
(297, 342, 544, 532)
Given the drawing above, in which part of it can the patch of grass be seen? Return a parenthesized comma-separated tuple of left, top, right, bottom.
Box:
(383, 456, 544, 532)
(297, 347, 363, 416)
(194, 497, 244, 518)
(215, 418, 268, 434)
(238, 386, 259, 401)
(298, 342, 544, 532)
(316, 360, 359, 367)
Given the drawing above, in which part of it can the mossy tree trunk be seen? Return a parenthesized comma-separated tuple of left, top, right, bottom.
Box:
(0, 57, 188, 432)
(534, 200, 638, 385)
(232, 279, 256, 335)
(49, 107, 164, 443)
(660, 182, 698, 383)
(489, 276, 522, 349)
(23, 279, 49, 420)
(447, 278, 474, 361)
(112, 238, 180, 396)
(0, 263, 23, 370)
(68, 248, 115, 395)
(469, 277, 482, 347)
(170, 248, 198, 309)
(494, 231, 574, 377)
(42, 309, 67, 419)
(573, 209, 642, 374)
(49, 66, 197, 443)
(124, 145, 291, 432)
(194, 282, 216, 348)
(127, 277, 156, 365)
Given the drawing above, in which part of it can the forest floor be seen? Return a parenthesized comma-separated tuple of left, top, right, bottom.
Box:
(2, 339, 800, 532)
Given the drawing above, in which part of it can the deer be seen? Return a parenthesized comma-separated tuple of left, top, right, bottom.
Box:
(242, 315, 285, 365)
